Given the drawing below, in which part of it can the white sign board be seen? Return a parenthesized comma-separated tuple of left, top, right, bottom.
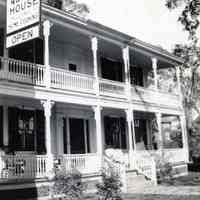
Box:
(7, 0, 40, 35)
(6, 25, 40, 48)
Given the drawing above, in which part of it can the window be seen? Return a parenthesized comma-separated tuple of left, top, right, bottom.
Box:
(8, 108, 45, 152)
(69, 63, 77, 72)
(104, 116, 126, 149)
(130, 66, 144, 86)
(101, 57, 123, 82)
(9, 39, 44, 64)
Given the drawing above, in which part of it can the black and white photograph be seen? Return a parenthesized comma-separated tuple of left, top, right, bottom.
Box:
(0, 0, 200, 199)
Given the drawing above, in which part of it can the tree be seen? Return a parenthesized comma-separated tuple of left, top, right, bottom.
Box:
(165, 0, 200, 38)
(165, 0, 200, 161)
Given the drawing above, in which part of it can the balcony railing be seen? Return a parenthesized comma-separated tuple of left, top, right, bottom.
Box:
(0, 57, 181, 108)
(51, 67, 95, 94)
(131, 86, 180, 108)
(0, 57, 45, 86)
(99, 78, 126, 98)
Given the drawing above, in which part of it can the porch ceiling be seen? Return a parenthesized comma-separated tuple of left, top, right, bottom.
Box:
(50, 23, 174, 69)
(0, 95, 42, 109)
(51, 24, 91, 50)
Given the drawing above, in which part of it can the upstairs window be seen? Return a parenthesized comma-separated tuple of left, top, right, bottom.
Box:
(69, 63, 77, 72)
(130, 66, 144, 86)
(101, 57, 123, 82)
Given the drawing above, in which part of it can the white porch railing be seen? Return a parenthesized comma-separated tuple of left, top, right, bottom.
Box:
(148, 148, 188, 164)
(58, 153, 101, 174)
(133, 151, 157, 184)
(131, 86, 180, 108)
(51, 67, 95, 94)
(0, 57, 45, 86)
(0, 154, 47, 180)
(99, 78, 126, 98)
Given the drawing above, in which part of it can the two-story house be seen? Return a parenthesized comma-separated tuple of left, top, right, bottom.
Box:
(0, 0, 188, 198)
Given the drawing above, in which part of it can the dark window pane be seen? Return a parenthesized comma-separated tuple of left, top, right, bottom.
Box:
(130, 66, 144, 86)
(101, 57, 123, 82)
(69, 63, 77, 72)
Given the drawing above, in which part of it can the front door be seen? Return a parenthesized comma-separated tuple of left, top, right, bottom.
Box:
(69, 118, 86, 154)
(104, 116, 127, 149)
(134, 119, 147, 150)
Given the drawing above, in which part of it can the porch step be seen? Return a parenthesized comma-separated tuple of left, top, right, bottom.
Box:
(126, 171, 154, 193)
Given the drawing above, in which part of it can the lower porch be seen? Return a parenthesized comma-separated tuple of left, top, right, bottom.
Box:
(0, 96, 188, 182)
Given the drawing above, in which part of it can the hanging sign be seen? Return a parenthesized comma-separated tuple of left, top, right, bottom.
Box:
(6, 0, 41, 47)
(6, 25, 40, 48)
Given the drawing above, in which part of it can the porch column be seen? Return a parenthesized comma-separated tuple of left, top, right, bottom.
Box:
(176, 66, 183, 107)
(41, 99, 55, 178)
(125, 109, 134, 153)
(91, 37, 99, 95)
(152, 57, 158, 90)
(43, 20, 52, 88)
(156, 112, 163, 149)
(180, 115, 189, 162)
(122, 46, 131, 100)
(93, 105, 103, 164)
(3, 105, 8, 146)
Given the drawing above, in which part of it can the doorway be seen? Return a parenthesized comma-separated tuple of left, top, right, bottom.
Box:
(63, 118, 90, 154)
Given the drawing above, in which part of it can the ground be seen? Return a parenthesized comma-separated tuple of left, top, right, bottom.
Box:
(84, 172, 200, 200)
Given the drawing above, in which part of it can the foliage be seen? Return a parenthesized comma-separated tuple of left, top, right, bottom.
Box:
(165, 1, 200, 159)
(51, 166, 86, 200)
(47, 0, 90, 18)
(165, 0, 200, 38)
(155, 153, 173, 182)
(188, 122, 200, 162)
(96, 167, 123, 200)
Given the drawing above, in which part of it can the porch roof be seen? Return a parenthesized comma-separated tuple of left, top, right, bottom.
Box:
(42, 2, 184, 66)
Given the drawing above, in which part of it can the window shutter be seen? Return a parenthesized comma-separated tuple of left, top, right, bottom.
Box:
(36, 110, 46, 154)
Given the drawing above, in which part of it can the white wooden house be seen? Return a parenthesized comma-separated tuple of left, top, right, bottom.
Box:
(0, 0, 188, 198)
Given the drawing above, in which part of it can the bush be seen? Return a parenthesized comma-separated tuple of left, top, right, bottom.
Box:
(155, 153, 173, 183)
(51, 166, 86, 200)
(96, 167, 123, 200)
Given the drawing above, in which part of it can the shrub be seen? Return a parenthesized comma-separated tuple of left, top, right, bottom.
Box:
(96, 167, 123, 200)
(155, 153, 173, 183)
(51, 166, 86, 200)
